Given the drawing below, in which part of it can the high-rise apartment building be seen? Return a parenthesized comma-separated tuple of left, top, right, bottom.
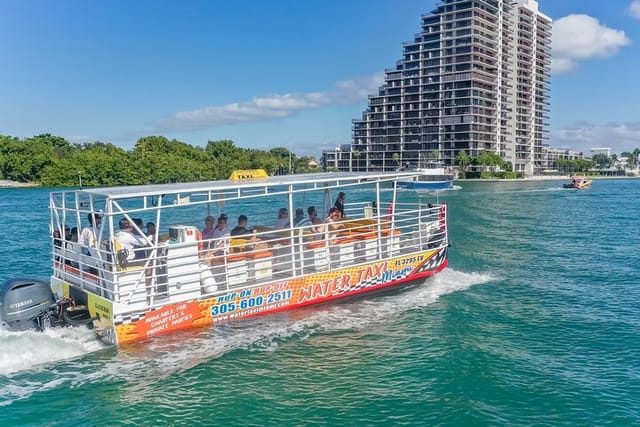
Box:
(331, 0, 551, 176)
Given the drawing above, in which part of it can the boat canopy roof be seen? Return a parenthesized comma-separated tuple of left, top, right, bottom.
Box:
(72, 171, 419, 200)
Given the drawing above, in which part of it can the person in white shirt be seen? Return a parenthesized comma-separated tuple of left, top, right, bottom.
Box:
(210, 216, 230, 254)
(116, 218, 147, 261)
(324, 207, 344, 243)
(274, 207, 289, 229)
(78, 213, 101, 256)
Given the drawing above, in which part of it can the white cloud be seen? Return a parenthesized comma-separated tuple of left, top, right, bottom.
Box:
(554, 122, 640, 153)
(630, 1, 640, 19)
(552, 14, 630, 73)
(156, 73, 384, 132)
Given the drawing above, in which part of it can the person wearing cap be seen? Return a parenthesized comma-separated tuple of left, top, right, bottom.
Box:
(116, 217, 147, 261)
(79, 212, 102, 257)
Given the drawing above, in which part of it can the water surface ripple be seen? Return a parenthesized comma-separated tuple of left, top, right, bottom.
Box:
(1, 180, 639, 425)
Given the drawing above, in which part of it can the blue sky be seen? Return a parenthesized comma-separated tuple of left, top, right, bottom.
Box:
(1, 0, 639, 157)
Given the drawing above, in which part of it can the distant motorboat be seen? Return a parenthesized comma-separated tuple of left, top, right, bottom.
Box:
(563, 176, 592, 189)
(396, 161, 455, 191)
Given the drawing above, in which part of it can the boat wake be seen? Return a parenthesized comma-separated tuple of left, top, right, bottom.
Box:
(0, 268, 492, 405)
(0, 326, 107, 376)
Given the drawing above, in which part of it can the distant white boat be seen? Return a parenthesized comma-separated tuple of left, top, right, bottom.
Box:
(396, 161, 455, 191)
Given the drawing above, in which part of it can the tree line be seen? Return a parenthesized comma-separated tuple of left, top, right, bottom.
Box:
(454, 149, 640, 176)
(0, 134, 318, 187)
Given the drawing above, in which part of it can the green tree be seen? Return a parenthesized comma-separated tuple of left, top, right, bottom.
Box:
(575, 158, 593, 173)
(269, 147, 295, 174)
(454, 150, 472, 172)
(206, 139, 251, 179)
(556, 158, 571, 173)
(0, 133, 342, 186)
(476, 151, 504, 176)
(591, 153, 612, 169)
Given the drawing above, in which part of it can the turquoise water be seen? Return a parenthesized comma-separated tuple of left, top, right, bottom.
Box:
(1, 180, 639, 425)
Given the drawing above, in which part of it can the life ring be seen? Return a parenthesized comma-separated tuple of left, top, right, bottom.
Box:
(438, 204, 446, 230)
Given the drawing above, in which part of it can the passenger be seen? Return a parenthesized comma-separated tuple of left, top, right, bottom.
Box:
(324, 207, 344, 242)
(293, 208, 307, 227)
(202, 215, 216, 241)
(334, 192, 346, 219)
(65, 227, 80, 267)
(78, 213, 101, 256)
(146, 222, 156, 237)
(231, 215, 253, 236)
(230, 214, 260, 251)
(53, 230, 63, 262)
(132, 218, 144, 236)
(215, 213, 228, 230)
(274, 207, 289, 229)
(210, 215, 230, 254)
(307, 206, 324, 236)
(145, 222, 156, 243)
(297, 206, 324, 240)
(53, 230, 63, 248)
(116, 218, 147, 262)
(69, 227, 79, 242)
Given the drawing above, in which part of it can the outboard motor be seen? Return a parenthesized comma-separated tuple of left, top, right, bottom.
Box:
(0, 278, 56, 331)
(0, 278, 93, 331)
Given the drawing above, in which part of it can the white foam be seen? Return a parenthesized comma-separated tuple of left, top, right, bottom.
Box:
(0, 326, 106, 376)
(103, 268, 494, 385)
(0, 268, 492, 404)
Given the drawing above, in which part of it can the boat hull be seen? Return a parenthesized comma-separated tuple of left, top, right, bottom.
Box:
(51, 246, 447, 345)
(562, 181, 592, 189)
(396, 180, 454, 190)
(563, 176, 592, 189)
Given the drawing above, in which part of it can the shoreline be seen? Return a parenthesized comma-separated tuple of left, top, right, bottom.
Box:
(0, 180, 38, 188)
(455, 175, 639, 182)
(1, 175, 637, 188)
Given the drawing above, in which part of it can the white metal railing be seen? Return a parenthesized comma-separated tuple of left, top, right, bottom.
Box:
(51, 202, 448, 314)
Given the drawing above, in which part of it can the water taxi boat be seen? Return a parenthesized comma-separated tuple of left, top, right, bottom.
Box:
(563, 176, 592, 189)
(2, 170, 448, 345)
(395, 161, 455, 191)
